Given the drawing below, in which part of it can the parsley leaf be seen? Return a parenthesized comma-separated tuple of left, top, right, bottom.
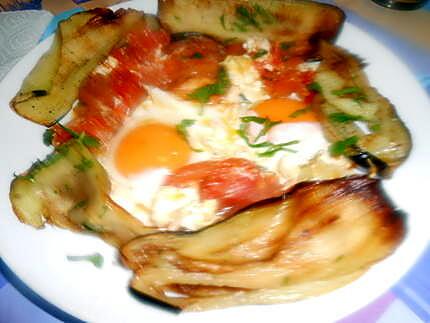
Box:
(191, 52, 203, 59)
(235, 5, 262, 31)
(176, 119, 196, 138)
(252, 49, 268, 59)
(240, 116, 267, 124)
(257, 140, 298, 157)
(253, 4, 276, 24)
(220, 14, 227, 30)
(331, 87, 362, 96)
(289, 106, 312, 118)
(188, 67, 230, 103)
(67, 253, 104, 268)
(238, 117, 298, 156)
(74, 157, 93, 172)
(307, 82, 322, 93)
(328, 112, 364, 123)
(58, 124, 100, 148)
(43, 128, 54, 146)
(330, 136, 359, 156)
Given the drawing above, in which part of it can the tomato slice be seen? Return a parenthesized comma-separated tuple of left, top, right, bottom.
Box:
(165, 158, 284, 218)
(53, 22, 173, 147)
(166, 35, 226, 95)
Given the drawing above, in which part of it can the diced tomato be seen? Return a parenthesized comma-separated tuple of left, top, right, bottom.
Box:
(254, 41, 316, 100)
(166, 35, 226, 90)
(53, 22, 173, 147)
(165, 158, 284, 218)
(225, 42, 246, 56)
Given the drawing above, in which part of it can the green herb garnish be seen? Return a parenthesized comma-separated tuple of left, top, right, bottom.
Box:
(67, 253, 104, 268)
(332, 87, 367, 103)
(252, 49, 268, 59)
(188, 67, 230, 103)
(238, 117, 298, 156)
(257, 140, 298, 157)
(72, 199, 88, 210)
(253, 4, 276, 24)
(328, 112, 364, 123)
(370, 123, 381, 132)
(220, 14, 227, 30)
(43, 128, 54, 146)
(74, 157, 93, 172)
(58, 124, 100, 148)
(176, 119, 196, 139)
(331, 87, 362, 96)
(330, 136, 359, 156)
(234, 5, 262, 32)
(307, 82, 322, 93)
(289, 106, 312, 118)
(191, 52, 203, 59)
(239, 93, 251, 104)
(280, 41, 293, 51)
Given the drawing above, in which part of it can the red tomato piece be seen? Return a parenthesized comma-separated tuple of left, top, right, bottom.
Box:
(165, 158, 284, 218)
(166, 35, 226, 91)
(53, 22, 173, 147)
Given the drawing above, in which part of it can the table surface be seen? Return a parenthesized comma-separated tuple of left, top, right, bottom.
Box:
(0, 1, 429, 322)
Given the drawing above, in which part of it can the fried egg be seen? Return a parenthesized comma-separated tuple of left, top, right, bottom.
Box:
(99, 50, 354, 231)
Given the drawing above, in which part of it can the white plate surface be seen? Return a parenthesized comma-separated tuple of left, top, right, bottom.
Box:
(0, 1, 429, 322)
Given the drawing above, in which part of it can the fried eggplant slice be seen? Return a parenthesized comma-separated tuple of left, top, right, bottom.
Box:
(121, 176, 404, 311)
(10, 140, 155, 246)
(11, 8, 144, 126)
(159, 0, 344, 43)
(312, 42, 412, 174)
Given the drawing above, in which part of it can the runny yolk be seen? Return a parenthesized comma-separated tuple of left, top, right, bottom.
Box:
(253, 98, 317, 123)
(115, 123, 191, 176)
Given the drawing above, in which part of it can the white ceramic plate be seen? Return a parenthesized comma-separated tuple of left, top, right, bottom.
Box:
(1, 1, 429, 322)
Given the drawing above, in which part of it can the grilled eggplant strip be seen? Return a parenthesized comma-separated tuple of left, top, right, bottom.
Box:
(9, 140, 156, 246)
(312, 42, 412, 173)
(121, 176, 404, 310)
(11, 9, 144, 126)
(158, 0, 345, 43)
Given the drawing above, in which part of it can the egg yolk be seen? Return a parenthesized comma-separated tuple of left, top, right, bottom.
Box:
(115, 123, 191, 176)
(253, 98, 317, 123)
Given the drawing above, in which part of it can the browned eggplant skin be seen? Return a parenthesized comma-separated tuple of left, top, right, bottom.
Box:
(121, 176, 404, 311)
(158, 0, 345, 44)
(312, 42, 412, 173)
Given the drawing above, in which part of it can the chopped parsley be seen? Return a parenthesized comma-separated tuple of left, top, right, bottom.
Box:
(253, 4, 276, 24)
(220, 14, 227, 30)
(328, 112, 364, 123)
(191, 52, 203, 59)
(238, 117, 298, 157)
(330, 136, 359, 156)
(59, 124, 100, 148)
(370, 123, 381, 132)
(66, 253, 104, 268)
(74, 157, 93, 172)
(280, 41, 294, 51)
(176, 119, 196, 139)
(332, 86, 367, 102)
(72, 199, 88, 210)
(235, 5, 262, 32)
(239, 93, 251, 104)
(43, 128, 54, 146)
(331, 87, 362, 96)
(188, 67, 230, 103)
(289, 106, 312, 118)
(307, 82, 322, 93)
(16, 146, 68, 182)
(252, 49, 268, 59)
